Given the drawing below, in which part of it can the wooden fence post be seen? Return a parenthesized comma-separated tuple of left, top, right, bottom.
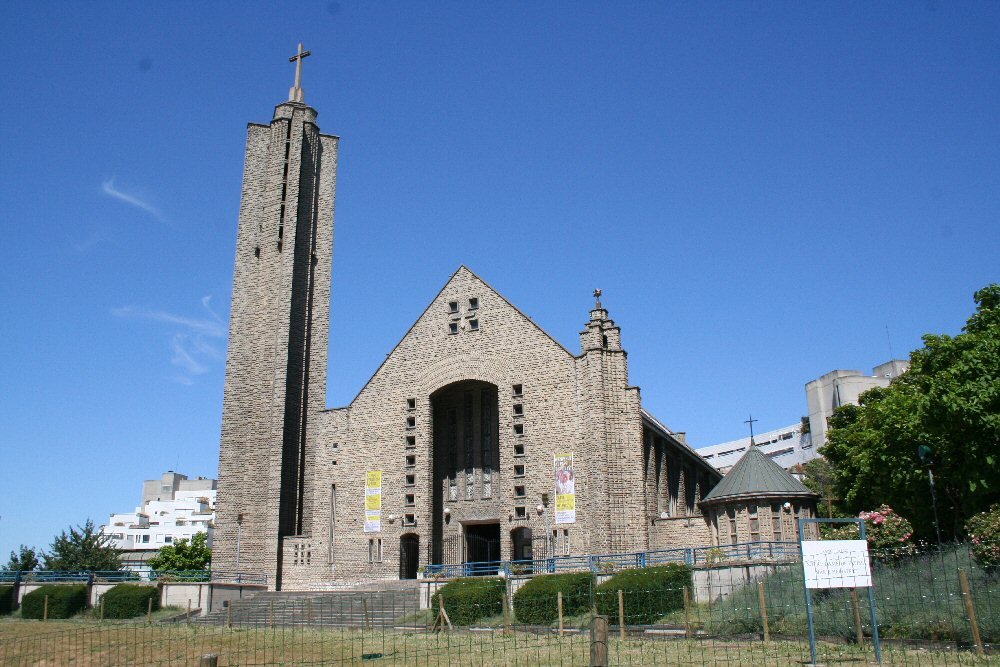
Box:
(43, 595, 48, 622)
(503, 589, 512, 634)
(147, 597, 153, 625)
(100, 598, 105, 622)
(590, 615, 609, 667)
(557, 591, 564, 637)
(307, 598, 313, 625)
(958, 569, 985, 657)
(199, 654, 219, 667)
(269, 601, 275, 629)
(226, 602, 232, 629)
(757, 581, 770, 642)
(849, 588, 864, 647)
(617, 590, 626, 639)
(682, 586, 691, 638)
(362, 597, 372, 631)
(187, 599, 192, 626)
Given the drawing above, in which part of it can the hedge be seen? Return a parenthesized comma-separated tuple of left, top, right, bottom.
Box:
(101, 584, 160, 619)
(0, 585, 14, 615)
(594, 564, 692, 625)
(431, 577, 505, 626)
(21, 585, 88, 619)
(513, 572, 593, 625)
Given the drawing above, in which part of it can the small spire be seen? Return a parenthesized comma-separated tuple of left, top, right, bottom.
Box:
(593, 288, 602, 310)
(288, 43, 312, 103)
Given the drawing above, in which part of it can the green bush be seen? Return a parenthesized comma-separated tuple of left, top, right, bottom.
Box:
(967, 504, 1000, 572)
(431, 577, 505, 626)
(0, 585, 14, 615)
(21, 584, 88, 619)
(100, 584, 160, 619)
(594, 564, 691, 625)
(513, 572, 593, 625)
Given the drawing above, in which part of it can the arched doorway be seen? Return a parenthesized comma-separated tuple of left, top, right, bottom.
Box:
(430, 380, 501, 566)
(399, 533, 419, 580)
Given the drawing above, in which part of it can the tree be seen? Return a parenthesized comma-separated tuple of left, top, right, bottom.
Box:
(147, 532, 211, 571)
(823, 284, 1000, 541)
(42, 519, 122, 571)
(800, 457, 843, 518)
(5, 545, 40, 571)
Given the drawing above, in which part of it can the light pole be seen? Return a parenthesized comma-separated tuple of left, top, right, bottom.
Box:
(539, 493, 552, 558)
(917, 446, 943, 545)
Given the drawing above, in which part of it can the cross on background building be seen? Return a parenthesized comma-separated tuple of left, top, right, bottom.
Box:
(744, 413, 758, 444)
(288, 43, 311, 103)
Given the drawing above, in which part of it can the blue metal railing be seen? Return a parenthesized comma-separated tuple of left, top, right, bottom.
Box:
(421, 541, 801, 580)
(0, 569, 267, 585)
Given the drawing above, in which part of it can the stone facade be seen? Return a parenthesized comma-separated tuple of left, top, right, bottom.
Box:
(214, 85, 729, 590)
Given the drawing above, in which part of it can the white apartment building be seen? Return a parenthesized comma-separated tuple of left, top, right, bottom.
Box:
(101, 471, 217, 572)
(698, 422, 815, 474)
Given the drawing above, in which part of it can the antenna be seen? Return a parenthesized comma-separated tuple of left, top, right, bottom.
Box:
(885, 325, 895, 361)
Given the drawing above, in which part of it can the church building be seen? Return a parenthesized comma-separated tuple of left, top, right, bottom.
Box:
(213, 50, 738, 590)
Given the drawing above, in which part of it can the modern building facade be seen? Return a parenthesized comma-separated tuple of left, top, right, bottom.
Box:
(101, 471, 217, 573)
(699, 423, 815, 474)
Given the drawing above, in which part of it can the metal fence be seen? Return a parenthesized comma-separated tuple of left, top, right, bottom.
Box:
(0, 544, 995, 665)
(0, 569, 267, 585)
(423, 540, 802, 579)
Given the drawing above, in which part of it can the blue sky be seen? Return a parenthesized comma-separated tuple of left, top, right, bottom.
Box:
(1, 2, 997, 560)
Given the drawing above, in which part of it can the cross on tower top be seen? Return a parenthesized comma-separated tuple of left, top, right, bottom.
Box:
(744, 413, 759, 444)
(288, 43, 312, 103)
(593, 288, 602, 309)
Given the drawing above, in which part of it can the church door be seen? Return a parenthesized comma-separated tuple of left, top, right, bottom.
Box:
(464, 523, 500, 574)
(399, 534, 419, 580)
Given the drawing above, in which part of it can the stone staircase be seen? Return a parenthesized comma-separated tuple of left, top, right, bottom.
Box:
(196, 581, 425, 629)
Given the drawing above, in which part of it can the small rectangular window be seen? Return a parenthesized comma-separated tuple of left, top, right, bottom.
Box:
(403, 514, 416, 526)
(513, 443, 525, 456)
(468, 297, 479, 310)
(405, 455, 416, 467)
(513, 403, 524, 416)
(406, 416, 416, 429)
(562, 529, 570, 556)
(514, 506, 527, 520)
(468, 319, 479, 331)
(406, 398, 416, 410)
(513, 423, 524, 436)
(405, 474, 416, 486)
(405, 493, 415, 506)
(369, 538, 383, 563)
(448, 301, 459, 313)
(406, 435, 416, 448)
(448, 322, 459, 335)
(512, 384, 523, 397)
(514, 485, 526, 498)
(514, 464, 525, 477)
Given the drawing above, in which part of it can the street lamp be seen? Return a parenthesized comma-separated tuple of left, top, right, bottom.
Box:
(917, 445, 943, 545)
(539, 493, 552, 558)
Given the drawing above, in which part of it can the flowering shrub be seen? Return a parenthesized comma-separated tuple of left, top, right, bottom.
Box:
(825, 505, 918, 562)
(967, 504, 1000, 572)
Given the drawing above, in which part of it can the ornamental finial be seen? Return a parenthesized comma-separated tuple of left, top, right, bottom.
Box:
(593, 288, 602, 309)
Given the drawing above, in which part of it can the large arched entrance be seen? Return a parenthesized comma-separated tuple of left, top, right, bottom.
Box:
(430, 380, 501, 566)
(399, 533, 419, 580)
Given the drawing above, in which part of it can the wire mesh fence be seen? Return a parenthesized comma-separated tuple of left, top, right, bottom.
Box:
(1, 543, 996, 665)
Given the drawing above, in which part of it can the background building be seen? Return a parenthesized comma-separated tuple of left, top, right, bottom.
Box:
(699, 423, 814, 474)
(101, 471, 216, 573)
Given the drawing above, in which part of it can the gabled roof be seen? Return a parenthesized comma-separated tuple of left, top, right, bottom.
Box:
(701, 444, 818, 504)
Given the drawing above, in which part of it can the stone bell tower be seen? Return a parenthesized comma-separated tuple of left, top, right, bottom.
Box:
(214, 45, 338, 588)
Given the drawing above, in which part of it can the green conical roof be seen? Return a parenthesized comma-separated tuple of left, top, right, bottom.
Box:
(702, 444, 818, 503)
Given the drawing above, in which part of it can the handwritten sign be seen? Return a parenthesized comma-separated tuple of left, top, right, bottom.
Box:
(801, 540, 872, 589)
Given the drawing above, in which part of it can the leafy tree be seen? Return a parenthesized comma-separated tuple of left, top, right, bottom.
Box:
(147, 532, 211, 571)
(5, 545, 40, 571)
(823, 284, 1000, 541)
(42, 519, 122, 571)
(800, 457, 843, 518)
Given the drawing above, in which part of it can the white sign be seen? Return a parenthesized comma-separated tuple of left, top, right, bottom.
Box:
(801, 540, 873, 589)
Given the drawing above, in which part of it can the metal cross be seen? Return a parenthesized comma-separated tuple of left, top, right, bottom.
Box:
(744, 414, 758, 443)
(289, 43, 312, 100)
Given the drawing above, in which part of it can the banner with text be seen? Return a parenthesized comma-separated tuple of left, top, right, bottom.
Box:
(554, 453, 576, 524)
(364, 470, 382, 533)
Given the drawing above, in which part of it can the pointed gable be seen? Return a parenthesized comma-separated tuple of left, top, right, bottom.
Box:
(702, 445, 818, 504)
